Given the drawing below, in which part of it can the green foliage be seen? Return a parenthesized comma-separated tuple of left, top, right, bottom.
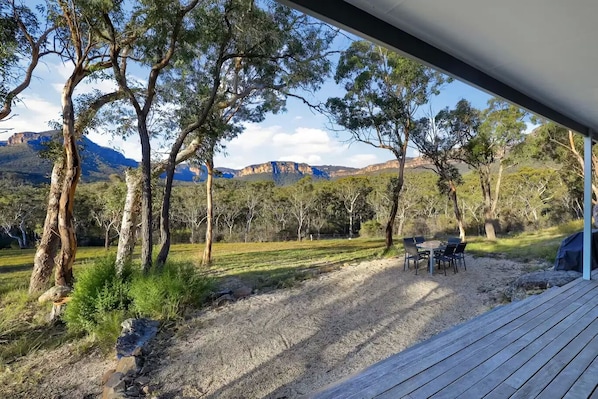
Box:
(63, 256, 132, 334)
(64, 256, 213, 339)
(129, 262, 213, 320)
(360, 220, 383, 238)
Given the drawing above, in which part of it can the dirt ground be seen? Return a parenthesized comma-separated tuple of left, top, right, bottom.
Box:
(1, 254, 536, 399)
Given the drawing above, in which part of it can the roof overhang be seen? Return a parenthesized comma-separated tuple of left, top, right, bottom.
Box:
(279, 0, 598, 140)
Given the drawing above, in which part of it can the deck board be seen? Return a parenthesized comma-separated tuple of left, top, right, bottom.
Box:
(310, 276, 598, 399)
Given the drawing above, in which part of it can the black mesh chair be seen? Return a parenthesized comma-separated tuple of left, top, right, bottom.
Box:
(452, 242, 467, 271)
(404, 240, 429, 273)
(435, 243, 458, 275)
(414, 236, 425, 244)
(447, 237, 462, 245)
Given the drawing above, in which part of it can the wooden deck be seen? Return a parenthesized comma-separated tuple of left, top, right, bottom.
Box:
(311, 271, 598, 399)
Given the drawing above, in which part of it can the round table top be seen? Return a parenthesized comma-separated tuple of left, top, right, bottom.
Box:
(417, 240, 443, 249)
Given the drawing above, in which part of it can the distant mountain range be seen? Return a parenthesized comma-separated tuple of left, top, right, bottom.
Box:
(0, 131, 436, 184)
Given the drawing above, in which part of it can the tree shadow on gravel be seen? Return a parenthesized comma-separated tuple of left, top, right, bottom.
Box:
(149, 259, 484, 399)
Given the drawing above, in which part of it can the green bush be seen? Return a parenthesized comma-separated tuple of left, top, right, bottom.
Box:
(64, 256, 132, 334)
(360, 220, 383, 238)
(129, 262, 213, 320)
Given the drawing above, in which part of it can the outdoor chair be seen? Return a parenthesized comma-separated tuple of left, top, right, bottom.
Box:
(404, 240, 429, 273)
(452, 242, 467, 271)
(447, 237, 462, 245)
(434, 243, 458, 275)
(414, 236, 425, 244)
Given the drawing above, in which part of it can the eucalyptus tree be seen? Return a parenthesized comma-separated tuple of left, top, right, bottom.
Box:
(286, 176, 315, 241)
(454, 98, 527, 240)
(240, 181, 274, 242)
(27, 1, 122, 293)
(0, 0, 56, 122)
(335, 176, 371, 238)
(524, 121, 598, 204)
(326, 41, 447, 248)
(154, 0, 335, 265)
(171, 184, 207, 244)
(411, 100, 478, 240)
(101, 0, 201, 271)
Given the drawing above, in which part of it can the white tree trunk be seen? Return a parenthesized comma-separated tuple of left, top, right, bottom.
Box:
(116, 169, 141, 273)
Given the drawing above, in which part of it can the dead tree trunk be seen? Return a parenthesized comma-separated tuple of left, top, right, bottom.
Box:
(29, 159, 65, 294)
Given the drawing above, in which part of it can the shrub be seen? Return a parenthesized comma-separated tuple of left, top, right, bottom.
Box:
(64, 256, 132, 335)
(360, 220, 383, 238)
(128, 262, 213, 320)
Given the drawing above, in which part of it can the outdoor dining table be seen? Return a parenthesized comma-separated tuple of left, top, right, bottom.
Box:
(417, 240, 444, 275)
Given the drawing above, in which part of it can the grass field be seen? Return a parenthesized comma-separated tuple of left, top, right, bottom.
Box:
(0, 221, 585, 365)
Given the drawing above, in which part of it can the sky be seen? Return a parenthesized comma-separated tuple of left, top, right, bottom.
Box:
(0, 35, 494, 170)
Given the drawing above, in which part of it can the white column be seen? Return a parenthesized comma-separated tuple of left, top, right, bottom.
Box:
(583, 134, 592, 280)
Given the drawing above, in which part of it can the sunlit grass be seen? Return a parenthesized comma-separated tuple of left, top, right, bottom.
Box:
(466, 220, 583, 263)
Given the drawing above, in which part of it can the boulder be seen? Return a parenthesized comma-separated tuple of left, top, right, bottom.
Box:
(38, 285, 71, 303)
(507, 270, 582, 301)
(116, 318, 159, 359)
(232, 285, 252, 299)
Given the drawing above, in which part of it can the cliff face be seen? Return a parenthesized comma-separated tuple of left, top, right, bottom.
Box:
(238, 161, 328, 179)
(5, 131, 53, 146)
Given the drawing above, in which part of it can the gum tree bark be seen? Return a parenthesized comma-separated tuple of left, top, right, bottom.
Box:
(115, 169, 141, 273)
(29, 159, 64, 294)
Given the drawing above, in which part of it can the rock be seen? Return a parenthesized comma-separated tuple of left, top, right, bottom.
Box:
(514, 270, 581, 290)
(141, 385, 152, 395)
(102, 369, 116, 385)
(135, 376, 150, 385)
(507, 270, 582, 301)
(38, 285, 71, 303)
(232, 285, 252, 299)
(102, 372, 126, 399)
(215, 294, 235, 307)
(115, 356, 140, 376)
(116, 318, 159, 359)
(126, 385, 140, 396)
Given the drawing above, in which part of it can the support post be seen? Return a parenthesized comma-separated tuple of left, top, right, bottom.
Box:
(583, 134, 592, 280)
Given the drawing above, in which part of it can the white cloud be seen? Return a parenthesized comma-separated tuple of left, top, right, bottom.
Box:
(346, 153, 380, 168)
(278, 154, 323, 164)
(226, 123, 278, 150)
(0, 94, 61, 138)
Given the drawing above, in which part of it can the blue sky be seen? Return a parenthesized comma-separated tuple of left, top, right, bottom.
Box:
(0, 41, 494, 170)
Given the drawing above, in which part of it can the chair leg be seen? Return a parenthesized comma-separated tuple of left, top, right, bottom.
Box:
(463, 256, 467, 270)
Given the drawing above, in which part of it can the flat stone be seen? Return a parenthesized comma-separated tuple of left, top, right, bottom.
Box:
(135, 376, 150, 385)
(507, 270, 582, 301)
(514, 270, 582, 290)
(115, 356, 140, 376)
(116, 318, 159, 359)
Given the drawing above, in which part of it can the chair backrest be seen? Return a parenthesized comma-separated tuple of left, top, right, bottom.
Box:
(442, 243, 457, 256)
(405, 242, 421, 256)
(403, 237, 415, 245)
(447, 237, 461, 245)
(414, 236, 425, 244)
(454, 242, 467, 255)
